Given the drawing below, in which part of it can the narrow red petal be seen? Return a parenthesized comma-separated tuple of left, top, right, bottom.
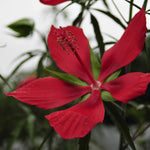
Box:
(45, 90, 105, 139)
(101, 72, 150, 103)
(6, 77, 91, 109)
(48, 26, 94, 84)
(99, 8, 147, 82)
(40, 0, 69, 5)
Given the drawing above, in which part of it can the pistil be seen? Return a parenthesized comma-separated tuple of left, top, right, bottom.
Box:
(54, 27, 97, 85)
(91, 81, 101, 91)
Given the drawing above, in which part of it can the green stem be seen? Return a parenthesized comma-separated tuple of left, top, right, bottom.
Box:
(35, 29, 49, 54)
(123, 123, 150, 149)
(143, 0, 148, 10)
(38, 129, 54, 150)
(119, 103, 126, 150)
(79, 132, 91, 150)
(112, 0, 127, 23)
(129, 0, 134, 22)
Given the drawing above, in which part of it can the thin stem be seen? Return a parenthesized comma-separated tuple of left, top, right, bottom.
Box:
(112, 0, 128, 24)
(78, 6, 85, 27)
(132, 120, 145, 138)
(132, 123, 150, 140)
(129, 0, 134, 22)
(0, 74, 12, 90)
(119, 103, 126, 150)
(123, 123, 150, 149)
(35, 29, 49, 54)
(124, 0, 141, 10)
(79, 132, 91, 150)
(38, 129, 54, 150)
(143, 0, 148, 10)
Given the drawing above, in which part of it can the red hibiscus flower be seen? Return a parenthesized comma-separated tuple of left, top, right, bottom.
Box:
(39, 0, 69, 5)
(6, 8, 149, 139)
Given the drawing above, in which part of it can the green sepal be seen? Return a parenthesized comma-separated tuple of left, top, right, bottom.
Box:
(90, 47, 101, 81)
(101, 90, 115, 102)
(80, 93, 91, 103)
(103, 69, 121, 83)
(7, 18, 35, 37)
(46, 69, 88, 86)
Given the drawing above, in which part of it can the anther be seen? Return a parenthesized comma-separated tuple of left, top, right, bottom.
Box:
(53, 27, 79, 55)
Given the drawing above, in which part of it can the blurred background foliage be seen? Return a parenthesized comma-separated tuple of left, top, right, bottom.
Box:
(0, 0, 150, 150)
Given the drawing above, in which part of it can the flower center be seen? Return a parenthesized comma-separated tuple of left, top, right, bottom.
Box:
(91, 81, 101, 91)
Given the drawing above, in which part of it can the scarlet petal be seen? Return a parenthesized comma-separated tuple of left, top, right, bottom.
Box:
(99, 8, 147, 82)
(45, 90, 105, 139)
(6, 77, 91, 109)
(40, 0, 69, 5)
(48, 26, 93, 84)
(101, 73, 150, 103)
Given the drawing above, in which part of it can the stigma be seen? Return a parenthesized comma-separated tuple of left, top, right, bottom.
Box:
(91, 81, 101, 91)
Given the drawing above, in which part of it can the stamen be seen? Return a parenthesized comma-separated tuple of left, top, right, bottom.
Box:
(53, 26, 97, 85)
(53, 27, 79, 55)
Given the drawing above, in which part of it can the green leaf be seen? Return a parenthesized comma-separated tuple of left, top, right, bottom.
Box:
(101, 90, 115, 102)
(72, 11, 83, 26)
(7, 18, 35, 37)
(105, 102, 136, 150)
(46, 69, 88, 86)
(104, 69, 121, 83)
(90, 13, 105, 58)
(90, 48, 100, 80)
(80, 93, 91, 102)
(93, 9, 126, 29)
(101, 70, 121, 102)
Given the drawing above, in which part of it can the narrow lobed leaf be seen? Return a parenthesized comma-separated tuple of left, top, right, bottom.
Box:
(101, 90, 115, 102)
(90, 13, 105, 58)
(46, 69, 88, 86)
(103, 69, 121, 83)
(93, 9, 126, 29)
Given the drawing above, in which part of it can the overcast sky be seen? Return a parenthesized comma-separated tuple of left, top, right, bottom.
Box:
(0, 0, 150, 77)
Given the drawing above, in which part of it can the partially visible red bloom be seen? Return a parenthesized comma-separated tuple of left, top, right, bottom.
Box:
(39, 0, 69, 5)
(6, 8, 150, 139)
(17, 75, 37, 89)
